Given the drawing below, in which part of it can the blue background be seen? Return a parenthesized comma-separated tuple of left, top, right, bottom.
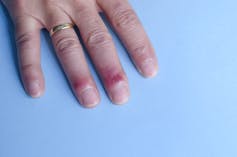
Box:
(0, 0, 237, 157)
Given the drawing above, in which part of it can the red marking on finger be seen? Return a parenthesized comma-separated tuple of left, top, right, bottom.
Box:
(102, 68, 127, 88)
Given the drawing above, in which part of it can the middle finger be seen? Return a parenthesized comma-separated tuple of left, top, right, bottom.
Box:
(46, 10, 100, 108)
(71, 2, 130, 104)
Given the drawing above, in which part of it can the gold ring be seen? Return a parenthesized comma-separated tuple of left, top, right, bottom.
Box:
(50, 23, 74, 36)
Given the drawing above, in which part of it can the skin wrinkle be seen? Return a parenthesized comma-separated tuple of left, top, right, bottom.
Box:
(2, 0, 158, 106)
(86, 29, 113, 50)
(114, 9, 139, 30)
(16, 33, 34, 50)
(55, 37, 80, 56)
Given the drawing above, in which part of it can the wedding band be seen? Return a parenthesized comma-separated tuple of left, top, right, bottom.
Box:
(50, 23, 74, 36)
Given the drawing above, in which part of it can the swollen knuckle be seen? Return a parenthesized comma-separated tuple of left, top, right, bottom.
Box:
(103, 69, 127, 87)
(55, 37, 79, 57)
(72, 77, 93, 91)
(113, 9, 139, 29)
(87, 29, 112, 48)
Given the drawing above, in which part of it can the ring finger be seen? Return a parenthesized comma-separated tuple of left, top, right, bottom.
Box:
(46, 10, 100, 108)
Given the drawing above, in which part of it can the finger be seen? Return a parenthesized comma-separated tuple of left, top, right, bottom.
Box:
(15, 17, 45, 98)
(98, 0, 159, 77)
(46, 13, 100, 108)
(72, 2, 130, 105)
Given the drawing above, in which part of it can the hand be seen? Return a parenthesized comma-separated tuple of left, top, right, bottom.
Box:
(2, 0, 158, 108)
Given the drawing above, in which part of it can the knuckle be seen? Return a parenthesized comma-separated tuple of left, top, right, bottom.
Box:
(72, 77, 93, 92)
(113, 8, 139, 29)
(21, 64, 35, 73)
(73, 2, 90, 16)
(86, 29, 112, 49)
(45, 0, 56, 5)
(130, 44, 153, 64)
(103, 69, 127, 88)
(20, 64, 39, 81)
(131, 44, 147, 58)
(16, 33, 32, 49)
(55, 36, 79, 57)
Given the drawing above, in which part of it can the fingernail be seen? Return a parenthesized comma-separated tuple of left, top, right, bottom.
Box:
(109, 82, 129, 105)
(80, 87, 99, 108)
(27, 80, 41, 98)
(140, 58, 158, 78)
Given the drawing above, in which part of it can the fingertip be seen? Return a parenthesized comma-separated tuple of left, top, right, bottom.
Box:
(75, 86, 100, 108)
(26, 80, 44, 98)
(108, 82, 130, 105)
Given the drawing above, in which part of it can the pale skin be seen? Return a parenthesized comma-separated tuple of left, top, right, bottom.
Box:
(2, 0, 158, 108)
